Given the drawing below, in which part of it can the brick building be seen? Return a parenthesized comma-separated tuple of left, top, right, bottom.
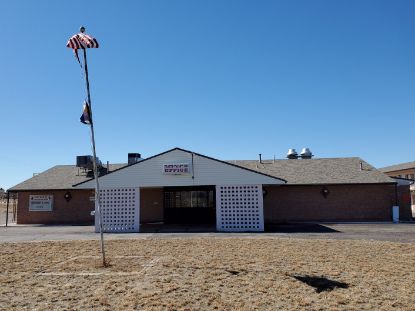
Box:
(379, 162, 415, 219)
(9, 147, 411, 231)
(379, 161, 415, 180)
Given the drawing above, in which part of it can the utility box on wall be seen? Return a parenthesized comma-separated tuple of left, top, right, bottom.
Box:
(392, 206, 399, 223)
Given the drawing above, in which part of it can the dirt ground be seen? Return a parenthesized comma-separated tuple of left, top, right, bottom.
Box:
(0, 237, 414, 310)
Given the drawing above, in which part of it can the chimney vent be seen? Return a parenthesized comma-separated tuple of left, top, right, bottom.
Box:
(300, 148, 313, 159)
(128, 153, 142, 165)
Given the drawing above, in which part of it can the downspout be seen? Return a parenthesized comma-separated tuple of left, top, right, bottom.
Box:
(394, 183, 398, 207)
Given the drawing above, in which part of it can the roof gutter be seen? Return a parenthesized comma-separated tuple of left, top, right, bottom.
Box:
(8, 188, 94, 192)
(278, 182, 397, 186)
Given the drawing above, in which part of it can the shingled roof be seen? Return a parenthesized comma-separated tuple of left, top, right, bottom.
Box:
(9, 164, 126, 191)
(9, 154, 394, 191)
(378, 161, 415, 173)
(230, 157, 394, 185)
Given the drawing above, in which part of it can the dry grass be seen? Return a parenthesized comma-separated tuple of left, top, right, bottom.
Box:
(0, 202, 13, 213)
(0, 237, 414, 310)
(0, 203, 13, 225)
(0, 203, 7, 225)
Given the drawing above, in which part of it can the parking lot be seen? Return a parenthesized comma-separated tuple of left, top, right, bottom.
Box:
(0, 223, 414, 243)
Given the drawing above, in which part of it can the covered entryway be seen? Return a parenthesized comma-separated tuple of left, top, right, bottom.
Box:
(76, 148, 286, 232)
(164, 186, 216, 224)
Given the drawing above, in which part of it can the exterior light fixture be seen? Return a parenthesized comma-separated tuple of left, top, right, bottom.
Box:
(64, 191, 72, 202)
(321, 186, 330, 198)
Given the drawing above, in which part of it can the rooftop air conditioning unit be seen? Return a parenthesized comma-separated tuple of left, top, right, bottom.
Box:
(76, 155, 102, 170)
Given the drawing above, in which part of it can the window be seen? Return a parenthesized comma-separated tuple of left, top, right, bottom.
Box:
(164, 188, 215, 209)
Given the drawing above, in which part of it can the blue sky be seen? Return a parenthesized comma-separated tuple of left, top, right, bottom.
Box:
(0, 0, 414, 189)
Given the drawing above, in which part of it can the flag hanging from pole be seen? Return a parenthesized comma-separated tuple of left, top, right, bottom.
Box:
(66, 31, 99, 65)
(80, 101, 92, 125)
(67, 26, 107, 267)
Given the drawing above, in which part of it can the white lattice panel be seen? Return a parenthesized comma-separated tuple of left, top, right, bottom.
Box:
(97, 188, 139, 233)
(216, 185, 264, 232)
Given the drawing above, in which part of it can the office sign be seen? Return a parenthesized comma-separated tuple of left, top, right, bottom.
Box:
(163, 163, 191, 175)
(29, 195, 53, 211)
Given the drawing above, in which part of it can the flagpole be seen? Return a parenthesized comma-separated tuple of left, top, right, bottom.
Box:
(82, 42, 107, 267)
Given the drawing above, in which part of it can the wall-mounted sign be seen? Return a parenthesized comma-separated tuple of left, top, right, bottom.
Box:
(29, 195, 53, 211)
(163, 163, 191, 175)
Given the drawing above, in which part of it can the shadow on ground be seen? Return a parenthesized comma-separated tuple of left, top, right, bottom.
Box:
(139, 223, 340, 233)
(265, 223, 339, 233)
(291, 274, 349, 293)
(140, 224, 217, 233)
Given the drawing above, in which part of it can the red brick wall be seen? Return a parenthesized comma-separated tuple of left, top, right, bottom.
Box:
(396, 185, 413, 220)
(16, 184, 411, 225)
(16, 190, 94, 224)
(263, 184, 410, 223)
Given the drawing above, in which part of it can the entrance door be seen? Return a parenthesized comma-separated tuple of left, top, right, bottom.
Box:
(164, 186, 215, 224)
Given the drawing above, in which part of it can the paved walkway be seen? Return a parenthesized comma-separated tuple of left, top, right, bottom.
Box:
(0, 223, 414, 243)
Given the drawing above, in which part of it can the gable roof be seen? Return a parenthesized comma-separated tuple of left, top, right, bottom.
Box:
(74, 148, 287, 188)
(230, 157, 394, 185)
(9, 149, 394, 191)
(8, 164, 126, 191)
(378, 161, 415, 173)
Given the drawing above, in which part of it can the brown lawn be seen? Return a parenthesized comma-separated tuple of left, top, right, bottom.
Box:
(0, 237, 414, 310)
(0, 203, 7, 224)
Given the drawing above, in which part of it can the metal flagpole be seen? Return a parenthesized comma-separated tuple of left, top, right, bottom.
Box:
(81, 29, 106, 266)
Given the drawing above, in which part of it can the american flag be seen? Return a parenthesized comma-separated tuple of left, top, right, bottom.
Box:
(66, 33, 99, 64)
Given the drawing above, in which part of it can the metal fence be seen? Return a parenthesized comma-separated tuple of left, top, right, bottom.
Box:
(0, 198, 17, 226)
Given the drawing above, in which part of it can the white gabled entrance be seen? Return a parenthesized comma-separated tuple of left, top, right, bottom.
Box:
(97, 188, 140, 233)
(216, 184, 264, 232)
(76, 148, 285, 233)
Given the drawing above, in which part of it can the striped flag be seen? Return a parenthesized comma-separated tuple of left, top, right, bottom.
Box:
(80, 101, 92, 125)
(66, 33, 99, 64)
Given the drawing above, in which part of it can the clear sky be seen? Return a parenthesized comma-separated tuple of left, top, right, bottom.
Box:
(0, 0, 414, 190)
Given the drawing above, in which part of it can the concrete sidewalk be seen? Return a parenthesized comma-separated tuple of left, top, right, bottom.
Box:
(0, 223, 414, 243)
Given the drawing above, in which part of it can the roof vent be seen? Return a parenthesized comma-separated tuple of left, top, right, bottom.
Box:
(300, 148, 313, 159)
(128, 153, 142, 165)
(287, 149, 298, 159)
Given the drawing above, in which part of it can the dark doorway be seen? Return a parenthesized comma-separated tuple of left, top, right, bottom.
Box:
(164, 186, 216, 224)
